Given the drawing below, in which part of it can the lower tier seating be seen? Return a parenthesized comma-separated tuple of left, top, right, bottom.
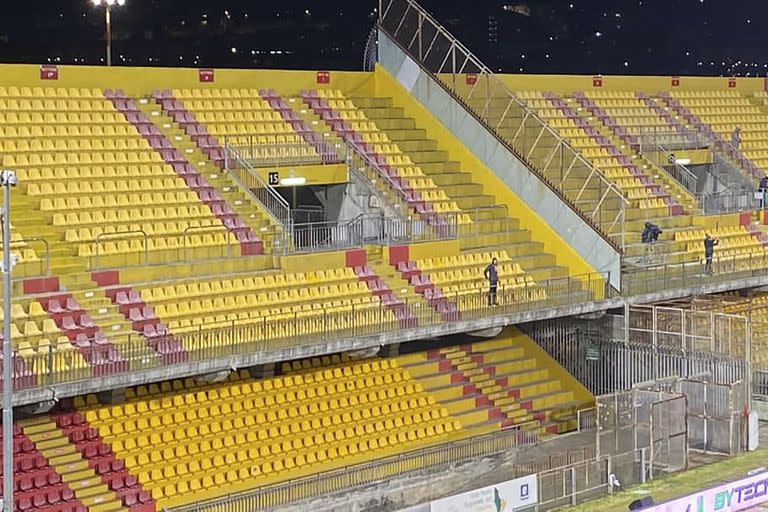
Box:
(71, 358, 462, 508)
(7, 331, 592, 509)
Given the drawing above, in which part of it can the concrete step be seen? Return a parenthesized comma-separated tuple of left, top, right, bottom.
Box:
(22, 418, 124, 512)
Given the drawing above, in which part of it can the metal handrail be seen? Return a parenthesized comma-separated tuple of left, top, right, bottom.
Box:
(167, 420, 543, 512)
(661, 96, 763, 183)
(346, 147, 410, 222)
(16, 237, 50, 277)
(639, 135, 698, 197)
(92, 230, 148, 270)
(13, 270, 611, 396)
(378, 0, 628, 250)
(344, 139, 460, 239)
(225, 136, 343, 167)
(621, 246, 768, 296)
(223, 139, 293, 229)
(181, 225, 235, 262)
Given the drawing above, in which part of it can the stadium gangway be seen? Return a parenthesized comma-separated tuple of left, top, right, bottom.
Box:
(222, 140, 293, 232)
(638, 133, 757, 214)
(378, 0, 628, 251)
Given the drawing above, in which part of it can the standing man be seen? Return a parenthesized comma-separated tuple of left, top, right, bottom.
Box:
(484, 257, 499, 306)
(759, 176, 768, 209)
(704, 234, 719, 275)
(732, 126, 742, 150)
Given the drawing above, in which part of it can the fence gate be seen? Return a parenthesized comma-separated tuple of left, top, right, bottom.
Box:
(595, 392, 636, 457)
(678, 379, 747, 454)
(650, 396, 688, 475)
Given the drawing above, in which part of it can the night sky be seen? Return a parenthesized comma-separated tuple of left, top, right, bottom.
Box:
(1, 0, 764, 76)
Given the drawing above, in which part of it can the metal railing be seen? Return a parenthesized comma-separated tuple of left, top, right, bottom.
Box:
(168, 422, 541, 512)
(8, 271, 609, 394)
(637, 130, 709, 152)
(10, 237, 50, 279)
(622, 240, 673, 267)
(622, 247, 768, 296)
(223, 141, 293, 229)
(289, 219, 364, 253)
(638, 132, 757, 214)
(639, 135, 698, 196)
(537, 447, 650, 509)
(698, 187, 761, 214)
(181, 225, 236, 262)
(86, 228, 254, 271)
(224, 136, 344, 168)
(93, 230, 149, 270)
(345, 141, 411, 220)
(378, 0, 628, 250)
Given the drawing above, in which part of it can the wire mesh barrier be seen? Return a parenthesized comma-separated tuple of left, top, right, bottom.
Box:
(749, 322, 768, 397)
(7, 272, 609, 394)
(621, 247, 768, 296)
(527, 312, 750, 395)
(676, 379, 748, 455)
(596, 389, 689, 482)
(377, 0, 628, 249)
(536, 448, 650, 510)
(626, 305, 749, 356)
(166, 423, 541, 512)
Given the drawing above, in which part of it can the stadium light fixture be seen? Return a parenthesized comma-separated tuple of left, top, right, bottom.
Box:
(280, 177, 307, 186)
(91, 0, 126, 66)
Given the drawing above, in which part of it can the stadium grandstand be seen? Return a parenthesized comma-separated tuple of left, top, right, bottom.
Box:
(0, 0, 767, 511)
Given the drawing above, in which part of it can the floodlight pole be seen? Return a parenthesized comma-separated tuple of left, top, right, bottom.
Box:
(2, 172, 13, 512)
(105, 5, 112, 67)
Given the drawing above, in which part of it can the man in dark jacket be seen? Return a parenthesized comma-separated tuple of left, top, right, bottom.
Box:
(484, 257, 499, 306)
(704, 234, 719, 274)
(641, 221, 662, 244)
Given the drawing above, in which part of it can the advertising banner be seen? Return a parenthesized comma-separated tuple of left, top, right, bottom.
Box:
(431, 474, 537, 512)
(644, 471, 768, 512)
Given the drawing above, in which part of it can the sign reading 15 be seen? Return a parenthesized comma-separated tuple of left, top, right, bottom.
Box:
(268, 172, 279, 186)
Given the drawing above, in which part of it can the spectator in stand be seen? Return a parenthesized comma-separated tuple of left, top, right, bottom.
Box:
(732, 126, 742, 149)
(703, 234, 719, 275)
(484, 257, 499, 306)
(759, 176, 768, 209)
(641, 221, 662, 244)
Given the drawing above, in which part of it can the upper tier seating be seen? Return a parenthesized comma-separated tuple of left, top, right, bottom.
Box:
(671, 90, 768, 176)
(1, 298, 88, 377)
(302, 90, 472, 224)
(167, 88, 322, 166)
(0, 86, 239, 263)
(519, 91, 684, 215)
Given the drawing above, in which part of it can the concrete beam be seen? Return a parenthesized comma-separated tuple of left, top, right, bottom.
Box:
(13, 274, 768, 407)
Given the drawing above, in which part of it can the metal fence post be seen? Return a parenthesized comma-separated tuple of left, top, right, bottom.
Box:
(570, 467, 577, 506)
